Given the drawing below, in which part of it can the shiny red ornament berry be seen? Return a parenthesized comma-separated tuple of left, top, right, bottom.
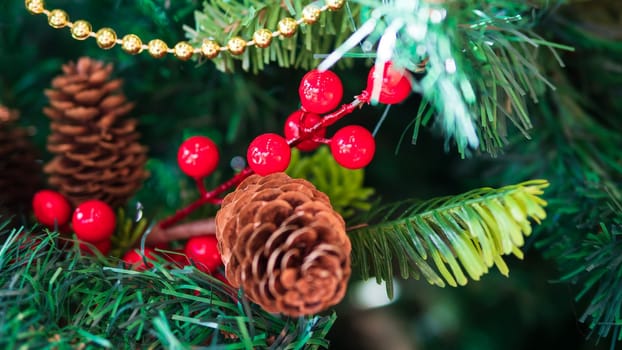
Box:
(330, 125, 376, 169)
(32, 190, 72, 227)
(283, 110, 326, 152)
(184, 235, 222, 274)
(298, 69, 344, 114)
(80, 239, 111, 256)
(247, 133, 291, 176)
(122, 247, 156, 270)
(177, 136, 220, 178)
(366, 61, 412, 105)
(72, 200, 116, 243)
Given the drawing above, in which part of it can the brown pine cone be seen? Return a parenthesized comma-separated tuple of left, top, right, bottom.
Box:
(215, 173, 351, 316)
(0, 106, 42, 212)
(43, 57, 148, 207)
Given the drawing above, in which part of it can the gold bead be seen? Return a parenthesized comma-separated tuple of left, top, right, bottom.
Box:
(174, 41, 194, 61)
(148, 39, 168, 59)
(201, 39, 220, 59)
(278, 17, 298, 38)
(227, 37, 246, 56)
(325, 0, 345, 11)
(71, 20, 92, 40)
(25, 0, 45, 14)
(121, 34, 143, 55)
(96, 28, 117, 49)
(302, 5, 321, 24)
(47, 9, 69, 29)
(252, 29, 273, 49)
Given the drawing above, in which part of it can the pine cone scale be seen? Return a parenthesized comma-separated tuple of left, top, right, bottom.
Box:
(44, 57, 148, 207)
(216, 173, 351, 317)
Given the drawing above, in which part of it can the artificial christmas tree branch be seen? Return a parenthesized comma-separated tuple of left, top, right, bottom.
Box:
(0, 227, 336, 349)
(348, 180, 549, 297)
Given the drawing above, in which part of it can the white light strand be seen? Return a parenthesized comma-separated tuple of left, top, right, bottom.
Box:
(317, 11, 381, 72)
(371, 18, 403, 104)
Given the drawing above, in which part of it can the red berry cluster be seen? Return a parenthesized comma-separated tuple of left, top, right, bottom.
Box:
(248, 62, 412, 174)
(32, 190, 116, 255)
(160, 61, 413, 230)
(31, 190, 224, 279)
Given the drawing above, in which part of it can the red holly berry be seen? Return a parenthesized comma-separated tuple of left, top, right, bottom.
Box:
(80, 239, 111, 256)
(177, 135, 220, 179)
(72, 200, 116, 243)
(330, 125, 376, 169)
(184, 235, 222, 274)
(122, 247, 156, 270)
(247, 133, 291, 176)
(32, 190, 72, 227)
(283, 110, 326, 152)
(298, 69, 344, 114)
(366, 61, 412, 105)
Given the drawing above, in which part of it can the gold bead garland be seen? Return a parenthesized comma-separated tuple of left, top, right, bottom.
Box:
(25, 0, 345, 61)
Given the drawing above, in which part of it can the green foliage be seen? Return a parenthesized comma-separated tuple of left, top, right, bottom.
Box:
(110, 208, 150, 258)
(553, 219, 622, 343)
(185, 0, 359, 72)
(490, 39, 622, 344)
(348, 180, 548, 298)
(0, 223, 336, 349)
(322, 1, 571, 156)
(286, 146, 374, 219)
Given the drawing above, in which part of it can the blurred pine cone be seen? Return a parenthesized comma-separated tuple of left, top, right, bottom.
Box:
(0, 106, 42, 212)
(216, 173, 351, 316)
(43, 57, 148, 207)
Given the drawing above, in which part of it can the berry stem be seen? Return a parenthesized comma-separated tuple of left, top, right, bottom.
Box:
(158, 167, 254, 229)
(158, 93, 369, 229)
(195, 178, 207, 196)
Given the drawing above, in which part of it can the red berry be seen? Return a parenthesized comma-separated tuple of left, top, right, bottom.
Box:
(80, 239, 111, 256)
(298, 69, 344, 114)
(177, 136, 220, 178)
(72, 200, 116, 243)
(184, 235, 222, 274)
(122, 248, 156, 270)
(366, 61, 412, 104)
(330, 125, 376, 169)
(247, 133, 291, 176)
(283, 110, 326, 152)
(32, 190, 72, 227)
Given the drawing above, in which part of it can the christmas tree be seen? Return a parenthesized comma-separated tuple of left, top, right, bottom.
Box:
(1, 0, 620, 349)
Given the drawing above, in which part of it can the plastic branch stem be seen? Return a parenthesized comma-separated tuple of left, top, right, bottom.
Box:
(195, 178, 207, 196)
(146, 218, 216, 245)
(158, 167, 254, 229)
(157, 93, 370, 229)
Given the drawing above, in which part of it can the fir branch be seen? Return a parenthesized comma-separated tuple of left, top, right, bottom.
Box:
(0, 224, 335, 349)
(491, 53, 622, 344)
(184, 0, 359, 72)
(348, 180, 549, 298)
(286, 146, 375, 219)
(319, 1, 571, 156)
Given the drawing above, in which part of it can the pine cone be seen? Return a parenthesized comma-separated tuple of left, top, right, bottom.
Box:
(216, 173, 351, 316)
(43, 57, 148, 207)
(0, 106, 42, 212)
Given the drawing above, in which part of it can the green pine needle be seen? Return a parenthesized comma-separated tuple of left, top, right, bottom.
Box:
(185, 0, 359, 73)
(0, 224, 335, 349)
(348, 180, 549, 298)
(286, 146, 375, 219)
